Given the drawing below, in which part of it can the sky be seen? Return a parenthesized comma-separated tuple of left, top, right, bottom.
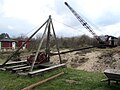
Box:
(0, 0, 120, 38)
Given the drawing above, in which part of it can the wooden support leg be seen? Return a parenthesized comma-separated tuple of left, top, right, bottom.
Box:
(116, 81, 119, 85)
(108, 79, 110, 85)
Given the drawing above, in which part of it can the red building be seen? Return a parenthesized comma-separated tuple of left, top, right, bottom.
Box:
(0, 33, 31, 50)
(17, 40, 31, 50)
(0, 33, 16, 49)
(0, 39, 16, 49)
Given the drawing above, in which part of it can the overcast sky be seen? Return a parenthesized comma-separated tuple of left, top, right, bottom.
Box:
(0, 0, 120, 38)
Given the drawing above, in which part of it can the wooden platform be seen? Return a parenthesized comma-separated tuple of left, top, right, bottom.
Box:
(0, 60, 66, 76)
(0, 60, 27, 67)
(0, 60, 28, 71)
(104, 69, 120, 85)
(12, 66, 31, 73)
(5, 64, 28, 70)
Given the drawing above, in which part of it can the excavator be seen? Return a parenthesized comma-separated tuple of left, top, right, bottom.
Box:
(64, 2, 118, 48)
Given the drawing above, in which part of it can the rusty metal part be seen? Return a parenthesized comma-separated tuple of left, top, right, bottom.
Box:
(21, 72, 64, 90)
(27, 52, 48, 64)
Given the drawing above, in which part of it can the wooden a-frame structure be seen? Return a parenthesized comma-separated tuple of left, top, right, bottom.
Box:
(0, 15, 65, 76)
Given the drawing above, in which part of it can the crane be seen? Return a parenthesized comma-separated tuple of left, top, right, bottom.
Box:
(64, 2, 118, 47)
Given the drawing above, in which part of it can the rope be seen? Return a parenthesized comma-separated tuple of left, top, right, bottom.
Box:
(53, 18, 85, 34)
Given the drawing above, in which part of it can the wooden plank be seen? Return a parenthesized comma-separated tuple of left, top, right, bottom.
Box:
(28, 63, 66, 75)
(5, 64, 27, 70)
(12, 66, 31, 73)
(4, 60, 27, 66)
(0, 60, 27, 68)
(39, 62, 55, 67)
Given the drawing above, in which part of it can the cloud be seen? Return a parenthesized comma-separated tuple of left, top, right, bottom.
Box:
(79, 0, 120, 26)
(0, 16, 34, 37)
(0, 0, 120, 38)
(100, 23, 120, 37)
(96, 11, 120, 26)
(7, 25, 14, 30)
(0, 0, 4, 15)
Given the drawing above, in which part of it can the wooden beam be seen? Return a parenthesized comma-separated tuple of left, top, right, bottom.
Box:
(30, 18, 50, 72)
(0, 60, 27, 67)
(51, 19, 62, 64)
(39, 62, 55, 67)
(5, 64, 27, 70)
(50, 46, 95, 55)
(28, 63, 65, 75)
(12, 66, 31, 73)
(45, 18, 51, 62)
(22, 72, 64, 90)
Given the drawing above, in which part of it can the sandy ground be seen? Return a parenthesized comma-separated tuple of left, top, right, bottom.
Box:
(50, 47, 120, 72)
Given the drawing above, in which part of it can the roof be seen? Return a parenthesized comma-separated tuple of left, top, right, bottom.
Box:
(17, 40, 31, 42)
(0, 33, 10, 39)
(105, 35, 118, 39)
(0, 33, 16, 42)
(0, 39, 16, 42)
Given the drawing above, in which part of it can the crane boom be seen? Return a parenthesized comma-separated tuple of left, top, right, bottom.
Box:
(64, 2, 102, 43)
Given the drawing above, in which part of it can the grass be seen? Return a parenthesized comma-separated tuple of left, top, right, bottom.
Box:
(0, 68, 120, 90)
(0, 58, 5, 63)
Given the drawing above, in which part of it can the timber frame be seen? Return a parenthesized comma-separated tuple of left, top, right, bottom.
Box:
(0, 15, 65, 76)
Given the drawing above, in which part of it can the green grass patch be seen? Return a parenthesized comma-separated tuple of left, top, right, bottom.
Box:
(0, 68, 120, 90)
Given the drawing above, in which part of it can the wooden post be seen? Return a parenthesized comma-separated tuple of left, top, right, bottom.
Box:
(30, 19, 50, 72)
(46, 16, 51, 62)
(116, 81, 119, 84)
(50, 18, 62, 64)
(21, 72, 64, 90)
(0, 42, 1, 50)
(108, 79, 110, 85)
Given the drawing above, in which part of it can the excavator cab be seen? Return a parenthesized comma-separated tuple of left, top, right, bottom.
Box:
(65, 2, 118, 48)
(99, 35, 118, 47)
(105, 35, 118, 47)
